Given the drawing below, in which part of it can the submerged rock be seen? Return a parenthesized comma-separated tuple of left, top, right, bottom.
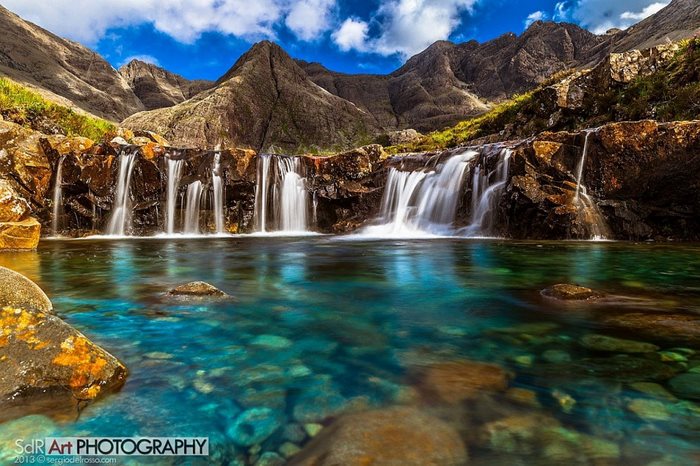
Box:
(0, 306, 128, 421)
(0, 266, 52, 313)
(227, 407, 283, 447)
(668, 373, 700, 400)
(415, 359, 511, 404)
(602, 312, 700, 346)
(541, 284, 603, 301)
(579, 333, 659, 353)
(289, 406, 468, 466)
(168, 281, 228, 297)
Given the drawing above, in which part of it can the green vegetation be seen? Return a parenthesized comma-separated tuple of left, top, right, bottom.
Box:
(389, 38, 700, 154)
(614, 38, 700, 122)
(0, 77, 115, 141)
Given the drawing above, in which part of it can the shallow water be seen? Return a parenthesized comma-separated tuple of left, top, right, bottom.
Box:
(2, 238, 700, 465)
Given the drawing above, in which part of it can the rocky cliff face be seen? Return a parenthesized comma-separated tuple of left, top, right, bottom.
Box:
(122, 42, 378, 152)
(0, 6, 144, 121)
(119, 60, 213, 110)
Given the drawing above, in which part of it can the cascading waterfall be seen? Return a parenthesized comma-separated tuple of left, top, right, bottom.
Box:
(254, 154, 309, 233)
(464, 149, 511, 237)
(184, 181, 203, 234)
(212, 151, 225, 234)
(572, 129, 609, 240)
(51, 155, 65, 236)
(165, 157, 184, 235)
(363, 151, 476, 236)
(106, 150, 137, 236)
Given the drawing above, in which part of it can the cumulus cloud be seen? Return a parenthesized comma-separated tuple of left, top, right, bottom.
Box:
(558, 0, 670, 34)
(330, 0, 477, 59)
(332, 18, 369, 52)
(524, 11, 548, 28)
(2, 0, 334, 44)
(286, 0, 336, 41)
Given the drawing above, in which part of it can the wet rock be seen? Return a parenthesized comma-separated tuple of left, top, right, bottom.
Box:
(415, 359, 511, 404)
(579, 333, 659, 353)
(289, 406, 468, 466)
(541, 284, 603, 301)
(0, 267, 52, 313)
(627, 398, 671, 421)
(568, 356, 677, 382)
(667, 373, 700, 400)
(168, 281, 227, 297)
(227, 407, 283, 447)
(478, 413, 560, 455)
(602, 312, 700, 346)
(0, 306, 128, 421)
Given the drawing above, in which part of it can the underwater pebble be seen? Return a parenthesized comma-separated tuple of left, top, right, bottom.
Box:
(251, 334, 293, 349)
(304, 423, 323, 437)
(542, 349, 572, 364)
(227, 407, 283, 447)
(579, 334, 659, 353)
(293, 391, 349, 423)
(255, 452, 285, 466)
(282, 423, 306, 443)
(505, 387, 541, 407)
(286, 364, 312, 378)
(144, 351, 173, 360)
(551, 389, 576, 413)
(627, 398, 671, 421)
(194, 378, 215, 394)
(279, 442, 301, 458)
(628, 382, 677, 400)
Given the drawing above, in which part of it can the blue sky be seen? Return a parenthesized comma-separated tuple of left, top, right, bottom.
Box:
(4, 0, 670, 80)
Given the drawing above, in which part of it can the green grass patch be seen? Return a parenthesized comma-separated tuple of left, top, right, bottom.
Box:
(0, 77, 115, 141)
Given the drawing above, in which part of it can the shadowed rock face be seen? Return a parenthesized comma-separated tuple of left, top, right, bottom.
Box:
(119, 60, 213, 110)
(122, 41, 378, 152)
(0, 6, 144, 121)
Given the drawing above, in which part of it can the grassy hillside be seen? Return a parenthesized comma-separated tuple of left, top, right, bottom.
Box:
(390, 38, 700, 154)
(0, 77, 115, 140)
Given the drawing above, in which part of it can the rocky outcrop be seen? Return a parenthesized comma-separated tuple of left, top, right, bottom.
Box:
(168, 281, 228, 297)
(499, 120, 700, 240)
(289, 406, 468, 466)
(0, 6, 144, 121)
(122, 42, 378, 152)
(119, 59, 213, 110)
(0, 270, 127, 421)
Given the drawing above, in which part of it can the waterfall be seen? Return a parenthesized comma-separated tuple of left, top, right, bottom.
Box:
(363, 151, 476, 236)
(165, 157, 184, 235)
(464, 149, 511, 237)
(574, 130, 593, 202)
(254, 154, 309, 233)
(572, 130, 609, 240)
(51, 155, 65, 236)
(106, 150, 137, 236)
(184, 181, 203, 234)
(212, 151, 225, 234)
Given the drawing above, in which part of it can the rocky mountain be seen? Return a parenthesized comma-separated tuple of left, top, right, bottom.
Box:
(0, 6, 144, 121)
(119, 60, 213, 110)
(122, 41, 378, 151)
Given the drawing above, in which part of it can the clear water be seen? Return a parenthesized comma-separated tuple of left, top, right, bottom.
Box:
(1, 238, 700, 465)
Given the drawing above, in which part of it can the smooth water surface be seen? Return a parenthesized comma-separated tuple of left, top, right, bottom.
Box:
(1, 238, 700, 465)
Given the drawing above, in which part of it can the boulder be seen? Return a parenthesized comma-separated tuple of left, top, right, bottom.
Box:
(0, 305, 128, 421)
(541, 284, 603, 301)
(0, 266, 52, 313)
(289, 406, 468, 466)
(0, 178, 31, 222)
(415, 359, 511, 404)
(0, 217, 41, 249)
(168, 281, 228, 297)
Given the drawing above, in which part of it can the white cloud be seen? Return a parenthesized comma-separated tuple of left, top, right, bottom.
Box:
(330, 0, 477, 59)
(119, 54, 160, 67)
(2, 0, 335, 44)
(552, 1, 570, 21)
(332, 18, 369, 52)
(524, 11, 548, 28)
(286, 0, 336, 41)
(559, 0, 670, 34)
